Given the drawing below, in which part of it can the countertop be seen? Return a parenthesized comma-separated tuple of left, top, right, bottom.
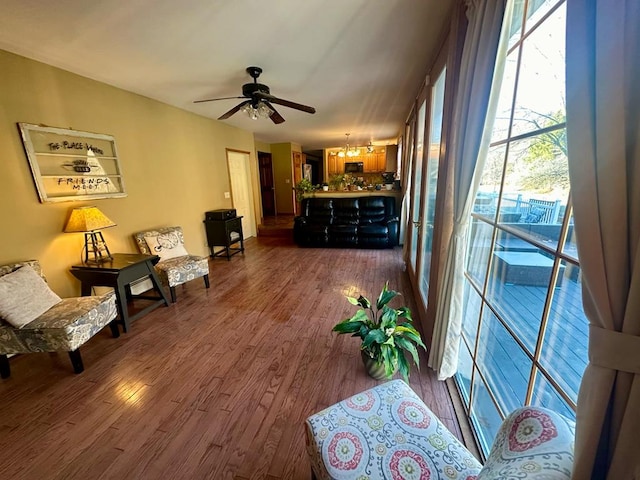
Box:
(302, 189, 401, 199)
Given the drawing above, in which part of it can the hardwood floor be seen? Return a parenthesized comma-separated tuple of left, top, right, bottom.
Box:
(0, 237, 465, 479)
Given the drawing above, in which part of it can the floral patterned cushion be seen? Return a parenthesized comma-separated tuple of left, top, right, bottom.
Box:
(133, 226, 209, 288)
(154, 255, 210, 288)
(476, 407, 574, 479)
(305, 380, 575, 480)
(0, 260, 43, 279)
(305, 379, 483, 480)
(0, 294, 117, 354)
(0, 260, 118, 355)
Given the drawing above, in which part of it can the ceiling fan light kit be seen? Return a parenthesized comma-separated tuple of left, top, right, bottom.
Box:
(241, 101, 274, 120)
(194, 66, 316, 124)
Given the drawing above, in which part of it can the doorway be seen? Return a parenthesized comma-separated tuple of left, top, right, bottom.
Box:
(226, 149, 256, 238)
(258, 151, 276, 216)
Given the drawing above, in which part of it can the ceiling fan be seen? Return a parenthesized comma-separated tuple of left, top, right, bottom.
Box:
(194, 66, 316, 124)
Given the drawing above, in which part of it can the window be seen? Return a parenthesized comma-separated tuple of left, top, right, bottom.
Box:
(454, 0, 587, 456)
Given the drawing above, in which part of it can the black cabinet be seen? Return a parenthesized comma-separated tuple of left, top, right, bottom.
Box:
(204, 216, 244, 260)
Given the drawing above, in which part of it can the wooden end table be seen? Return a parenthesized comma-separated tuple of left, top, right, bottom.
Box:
(70, 253, 169, 333)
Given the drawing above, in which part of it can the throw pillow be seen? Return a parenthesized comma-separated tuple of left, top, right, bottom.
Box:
(0, 265, 62, 328)
(144, 232, 189, 260)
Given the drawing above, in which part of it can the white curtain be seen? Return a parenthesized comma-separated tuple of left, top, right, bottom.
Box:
(566, 0, 640, 477)
(428, 0, 510, 379)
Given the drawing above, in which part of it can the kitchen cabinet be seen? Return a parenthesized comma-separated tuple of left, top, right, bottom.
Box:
(328, 155, 345, 176)
(326, 146, 395, 176)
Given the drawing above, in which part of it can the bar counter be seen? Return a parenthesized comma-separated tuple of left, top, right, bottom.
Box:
(302, 189, 401, 199)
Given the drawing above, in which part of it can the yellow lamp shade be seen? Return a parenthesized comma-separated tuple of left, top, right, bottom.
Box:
(64, 206, 116, 233)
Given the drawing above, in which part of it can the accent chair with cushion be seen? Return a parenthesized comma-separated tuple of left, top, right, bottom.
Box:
(305, 379, 574, 479)
(0, 260, 118, 378)
(134, 226, 210, 303)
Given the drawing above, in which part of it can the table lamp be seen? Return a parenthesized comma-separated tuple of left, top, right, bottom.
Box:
(64, 206, 116, 264)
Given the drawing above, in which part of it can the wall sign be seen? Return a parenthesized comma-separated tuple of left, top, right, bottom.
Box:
(18, 123, 127, 203)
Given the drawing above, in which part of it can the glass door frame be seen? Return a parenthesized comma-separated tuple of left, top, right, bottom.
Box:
(406, 40, 450, 319)
(416, 57, 448, 306)
(406, 85, 429, 282)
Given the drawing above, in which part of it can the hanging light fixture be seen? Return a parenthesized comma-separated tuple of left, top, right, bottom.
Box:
(240, 101, 274, 120)
(336, 134, 360, 158)
(366, 141, 375, 154)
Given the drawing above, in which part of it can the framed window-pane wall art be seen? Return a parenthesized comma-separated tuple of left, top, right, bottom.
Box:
(18, 123, 127, 203)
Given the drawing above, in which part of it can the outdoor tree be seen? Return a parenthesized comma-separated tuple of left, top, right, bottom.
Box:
(516, 110, 569, 193)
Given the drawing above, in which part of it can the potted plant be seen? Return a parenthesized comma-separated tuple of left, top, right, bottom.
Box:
(294, 178, 316, 201)
(332, 282, 426, 382)
(328, 173, 346, 191)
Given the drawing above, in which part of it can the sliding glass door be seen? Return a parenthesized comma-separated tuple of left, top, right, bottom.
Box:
(406, 56, 447, 311)
(407, 97, 427, 274)
(417, 67, 446, 301)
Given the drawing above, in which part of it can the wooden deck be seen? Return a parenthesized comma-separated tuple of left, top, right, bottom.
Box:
(0, 237, 463, 480)
(463, 269, 587, 420)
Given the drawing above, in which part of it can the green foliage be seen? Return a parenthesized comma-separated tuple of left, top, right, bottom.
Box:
(332, 281, 426, 382)
(294, 178, 316, 201)
(328, 173, 346, 190)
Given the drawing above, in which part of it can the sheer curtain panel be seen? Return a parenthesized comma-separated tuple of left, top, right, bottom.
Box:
(428, 0, 508, 379)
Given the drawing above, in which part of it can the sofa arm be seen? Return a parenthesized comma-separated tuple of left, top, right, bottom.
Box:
(384, 216, 400, 246)
(294, 216, 308, 228)
(477, 406, 574, 479)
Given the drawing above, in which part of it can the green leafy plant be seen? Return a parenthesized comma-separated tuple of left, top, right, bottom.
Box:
(332, 282, 426, 382)
(294, 178, 316, 201)
(328, 173, 346, 190)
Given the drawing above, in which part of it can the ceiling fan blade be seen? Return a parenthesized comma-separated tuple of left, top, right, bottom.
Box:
(266, 102, 285, 124)
(254, 92, 316, 114)
(218, 100, 250, 120)
(193, 96, 245, 104)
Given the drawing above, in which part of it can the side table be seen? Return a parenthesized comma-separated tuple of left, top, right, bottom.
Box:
(70, 253, 169, 333)
(204, 216, 245, 260)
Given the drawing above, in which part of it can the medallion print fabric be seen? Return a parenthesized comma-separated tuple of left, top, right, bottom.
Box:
(327, 431, 364, 471)
(476, 407, 574, 480)
(305, 380, 483, 479)
(306, 380, 575, 479)
(508, 409, 558, 452)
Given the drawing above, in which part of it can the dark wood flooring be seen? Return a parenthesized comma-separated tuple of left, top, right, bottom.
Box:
(0, 237, 464, 480)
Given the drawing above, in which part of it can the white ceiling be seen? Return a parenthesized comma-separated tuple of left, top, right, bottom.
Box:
(0, 0, 453, 150)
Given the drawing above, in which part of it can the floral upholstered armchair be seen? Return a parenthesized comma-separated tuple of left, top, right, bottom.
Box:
(0, 260, 118, 378)
(305, 379, 574, 479)
(134, 226, 210, 303)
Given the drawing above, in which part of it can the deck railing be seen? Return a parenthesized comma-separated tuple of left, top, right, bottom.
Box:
(475, 193, 562, 224)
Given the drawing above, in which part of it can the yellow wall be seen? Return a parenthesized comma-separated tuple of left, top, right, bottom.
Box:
(270, 143, 294, 214)
(254, 141, 271, 154)
(0, 49, 257, 297)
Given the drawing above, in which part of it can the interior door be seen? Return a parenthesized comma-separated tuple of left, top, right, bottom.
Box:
(258, 152, 275, 216)
(226, 149, 256, 238)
